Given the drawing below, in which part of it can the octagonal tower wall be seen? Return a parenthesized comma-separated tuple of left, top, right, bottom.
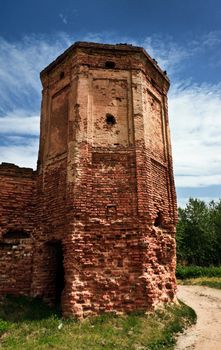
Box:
(31, 42, 177, 317)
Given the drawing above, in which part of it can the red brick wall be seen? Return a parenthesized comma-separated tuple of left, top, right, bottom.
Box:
(0, 163, 36, 296)
(91, 150, 137, 219)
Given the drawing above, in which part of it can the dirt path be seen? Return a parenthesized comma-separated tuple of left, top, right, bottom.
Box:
(175, 285, 221, 350)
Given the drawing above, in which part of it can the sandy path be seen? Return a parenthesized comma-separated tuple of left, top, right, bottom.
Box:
(175, 285, 221, 350)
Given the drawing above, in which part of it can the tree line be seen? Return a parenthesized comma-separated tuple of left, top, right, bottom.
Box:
(176, 198, 221, 266)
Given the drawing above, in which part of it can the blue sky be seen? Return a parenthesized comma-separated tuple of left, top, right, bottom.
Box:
(1, 0, 221, 207)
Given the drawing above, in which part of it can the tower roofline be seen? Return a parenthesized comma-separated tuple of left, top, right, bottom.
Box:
(40, 41, 169, 83)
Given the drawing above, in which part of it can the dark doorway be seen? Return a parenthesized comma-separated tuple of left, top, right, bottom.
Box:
(54, 241, 65, 304)
(46, 240, 65, 306)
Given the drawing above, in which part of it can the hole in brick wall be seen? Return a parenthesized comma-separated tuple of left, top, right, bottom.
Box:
(105, 61, 116, 69)
(154, 211, 163, 227)
(59, 71, 65, 80)
(106, 113, 116, 125)
(106, 204, 117, 217)
(3, 229, 30, 239)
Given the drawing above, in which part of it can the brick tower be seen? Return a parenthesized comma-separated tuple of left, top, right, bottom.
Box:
(0, 42, 177, 318)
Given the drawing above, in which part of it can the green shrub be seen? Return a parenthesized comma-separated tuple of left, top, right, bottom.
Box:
(176, 264, 221, 279)
(0, 319, 10, 335)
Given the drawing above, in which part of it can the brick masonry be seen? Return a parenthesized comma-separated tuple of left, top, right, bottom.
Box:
(0, 42, 178, 318)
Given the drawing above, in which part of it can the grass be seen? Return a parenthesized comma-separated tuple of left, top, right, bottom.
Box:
(178, 276, 221, 289)
(0, 295, 196, 350)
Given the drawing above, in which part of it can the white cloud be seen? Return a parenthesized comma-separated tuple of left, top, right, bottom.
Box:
(0, 137, 38, 169)
(169, 82, 221, 187)
(0, 110, 39, 135)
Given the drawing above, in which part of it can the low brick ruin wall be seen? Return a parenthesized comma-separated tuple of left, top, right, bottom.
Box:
(0, 163, 36, 297)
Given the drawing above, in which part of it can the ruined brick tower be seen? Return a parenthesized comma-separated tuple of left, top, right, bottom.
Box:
(0, 42, 177, 318)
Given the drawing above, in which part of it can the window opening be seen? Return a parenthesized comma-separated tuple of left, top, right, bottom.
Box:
(106, 113, 116, 125)
(105, 61, 116, 69)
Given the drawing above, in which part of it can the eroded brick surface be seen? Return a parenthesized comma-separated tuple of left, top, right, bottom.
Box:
(0, 42, 177, 317)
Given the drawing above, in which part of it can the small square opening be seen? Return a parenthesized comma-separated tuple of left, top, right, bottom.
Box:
(105, 61, 116, 69)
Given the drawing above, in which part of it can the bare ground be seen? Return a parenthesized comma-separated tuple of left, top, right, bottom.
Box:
(175, 285, 221, 350)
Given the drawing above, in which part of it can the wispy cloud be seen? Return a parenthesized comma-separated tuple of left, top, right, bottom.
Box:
(194, 31, 221, 50)
(143, 35, 190, 74)
(59, 13, 68, 25)
(0, 34, 71, 169)
(0, 34, 72, 115)
(58, 8, 79, 25)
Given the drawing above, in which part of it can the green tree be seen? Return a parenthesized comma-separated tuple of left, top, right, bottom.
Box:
(208, 200, 221, 265)
(176, 198, 218, 266)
